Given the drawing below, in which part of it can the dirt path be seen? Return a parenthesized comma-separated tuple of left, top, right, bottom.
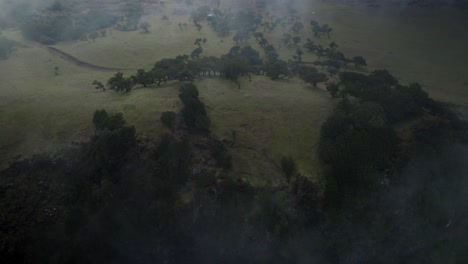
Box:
(46, 47, 132, 72)
(9, 35, 134, 72)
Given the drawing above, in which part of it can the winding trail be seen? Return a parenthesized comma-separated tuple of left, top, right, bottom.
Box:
(46, 47, 132, 72)
(9, 36, 133, 72)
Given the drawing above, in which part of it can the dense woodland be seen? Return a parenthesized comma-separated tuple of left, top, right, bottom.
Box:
(1, 0, 467, 263)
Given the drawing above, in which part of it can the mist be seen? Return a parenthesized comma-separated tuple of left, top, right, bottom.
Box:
(1, 0, 467, 263)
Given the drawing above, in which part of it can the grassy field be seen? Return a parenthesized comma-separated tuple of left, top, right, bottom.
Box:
(1, 0, 467, 184)
(298, 1, 468, 105)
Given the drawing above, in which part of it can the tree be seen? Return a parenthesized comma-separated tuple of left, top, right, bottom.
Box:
(369, 69, 398, 87)
(329, 42, 338, 49)
(240, 45, 263, 66)
(107, 72, 134, 92)
(315, 45, 326, 58)
(130, 69, 153, 87)
(302, 67, 328, 87)
(160, 111, 176, 132)
(312, 25, 322, 38)
(92, 109, 126, 133)
(90, 110, 136, 175)
(264, 44, 279, 61)
(291, 174, 321, 224)
(191, 47, 203, 59)
(179, 84, 210, 130)
(89, 31, 99, 42)
(176, 69, 195, 83)
(253, 32, 263, 41)
(282, 33, 292, 46)
(209, 138, 232, 169)
(328, 51, 347, 65)
(292, 21, 304, 33)
(218, 56, 251, 82)
(92, 80, 105, 91)
(303, 38, 317, 52)
(292, 36, 301, 45)
(326, 82, 340, 98)
(352, 56, 367, 67)
(139, 22, 151, 33)
(295, 48, 303, 62)
(322, 24, 333, 38)
(233, 31, 249, 44)
(264, 59, 289, 80)
(193, 38, 202, 47)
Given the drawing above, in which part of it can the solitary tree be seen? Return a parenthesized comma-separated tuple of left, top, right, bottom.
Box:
(329, 42, 338, 49)
(295, 48, 303, 62)
(352, 56, 367, 68)
(92, 80, 105, 91)
(322, 24, 333, 38)
(89, 31, 99, 42)
(194, 38, 202, 47)
(139, 22, 151, 33)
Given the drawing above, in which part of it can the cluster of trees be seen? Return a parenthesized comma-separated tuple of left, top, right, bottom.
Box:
(217, 45, 262, 83)
(302, 38, 367, 76)
(2, 103, 465, 262)
(332, 70, 448, 123)
(0, 107, 325, 263)
(20, 1, 143, 44)
(179, 83, 211, 130)
(98, 42, 271, 91)
(310, 20, 332, 38)
(282, 33, 302, 46)
(298, 65, 329, 87)
(319, 68, 464, 207)
(89, 109, 137, 179)
(316, 64, 468, 262)
(114, 2, 144, 31)
(96, 55, 201, 93)
(252, 33, 292, 80)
